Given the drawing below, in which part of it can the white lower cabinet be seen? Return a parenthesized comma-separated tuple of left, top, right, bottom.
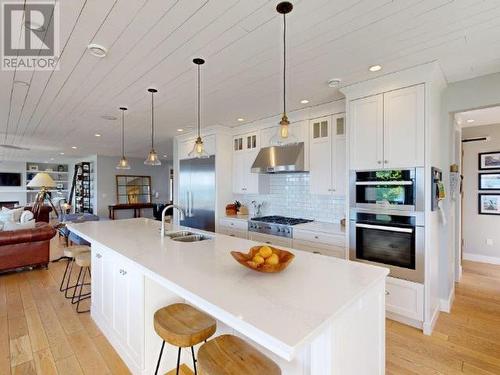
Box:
(248, 232, 292, 248)
(218, 218, 248, 239)
(292, 229, 346, 259)
(91, 245, 145, 373)
(385, 276, 424, 322)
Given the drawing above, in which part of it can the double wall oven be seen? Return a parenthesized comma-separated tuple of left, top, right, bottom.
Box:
(349, 168, 425, 283)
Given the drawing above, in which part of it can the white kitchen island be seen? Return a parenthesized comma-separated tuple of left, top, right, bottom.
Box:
(67, 218, 388, 375)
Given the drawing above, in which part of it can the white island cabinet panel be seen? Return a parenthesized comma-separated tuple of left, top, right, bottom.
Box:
(71, 218, 388, 375)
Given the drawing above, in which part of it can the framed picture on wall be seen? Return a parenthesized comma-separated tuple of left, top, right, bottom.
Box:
(478, 193, 500, 215)
(479, 151, 500, 170)
(479, 172, 500, 190)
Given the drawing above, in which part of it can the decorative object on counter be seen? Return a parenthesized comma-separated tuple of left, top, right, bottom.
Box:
(478, 193, 500, 215)
(479, 151, 500, 170)
(116, 106, 131, 170)
(231, 245, 295, 273)
(479, 172, 500, 190)
(270, 2, 297, 146)
(238, 204, 249, 216)
(27, 172, 59, 218)
(251, 200, 263, 217)
(144, 88, 162, 166)
(225, 203, 238, 216)
(188, 58, 210, 158)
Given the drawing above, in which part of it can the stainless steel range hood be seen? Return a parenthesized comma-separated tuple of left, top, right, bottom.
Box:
(251, 142, 306, 174)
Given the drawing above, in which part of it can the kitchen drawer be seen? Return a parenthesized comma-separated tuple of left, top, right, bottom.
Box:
(248, 232, 292, 248)
(219, 218, 248, 231)
(219, 227, 248, 240)
(293, 229, 345, 247)
(385, 277, 424, 321)
(292, 239, 345, 259)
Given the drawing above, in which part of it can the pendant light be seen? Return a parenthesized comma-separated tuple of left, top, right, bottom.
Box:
(144, 88, 161, 166)
(116, 107, 131, 170)
(188, 58, 209, 158)
(270, 1, 297, 146)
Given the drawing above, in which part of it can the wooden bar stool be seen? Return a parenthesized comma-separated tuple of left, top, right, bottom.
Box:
(71, 252, 91, 313)
(198, 335, 281, 375)
(154, 303, 216, 375)
(59, 245, 90, 298)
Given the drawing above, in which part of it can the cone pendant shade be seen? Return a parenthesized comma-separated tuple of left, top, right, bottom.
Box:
(144, 88, 162, 166)
(188, 58, 209, 159)
(116, 107, 131, 170)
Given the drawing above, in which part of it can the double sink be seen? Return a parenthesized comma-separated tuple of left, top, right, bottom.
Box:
(164, 230, 212, 243)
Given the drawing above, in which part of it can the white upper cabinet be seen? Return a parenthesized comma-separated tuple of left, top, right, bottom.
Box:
(349, 85, 424, 170)
(350, 94, 384, 170)
(309, 114, 346, 196)
(232, 131, 268, 194)
(383, 85, 424, 168)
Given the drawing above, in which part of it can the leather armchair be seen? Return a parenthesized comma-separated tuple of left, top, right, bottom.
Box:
(0, 223, 56, 272)
(24, 205, 53, 223)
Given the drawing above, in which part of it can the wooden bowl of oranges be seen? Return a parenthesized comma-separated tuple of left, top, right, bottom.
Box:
(230, 245, 295, 273)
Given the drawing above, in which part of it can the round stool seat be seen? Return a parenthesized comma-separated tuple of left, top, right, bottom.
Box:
(63, 245, 90, 258)
(75, 252, 91, 268)
(154, 303, 216, 348)
(198, 335, 281, 375)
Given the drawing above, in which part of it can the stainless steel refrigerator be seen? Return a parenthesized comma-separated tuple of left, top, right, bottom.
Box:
(178, 155, 216, 232)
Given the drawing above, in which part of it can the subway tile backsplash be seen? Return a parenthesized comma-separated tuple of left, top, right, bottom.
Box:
(234, 173, 345, 223)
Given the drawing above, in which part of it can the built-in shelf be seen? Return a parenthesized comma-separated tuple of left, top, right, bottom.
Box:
(25, 170, 68, 174)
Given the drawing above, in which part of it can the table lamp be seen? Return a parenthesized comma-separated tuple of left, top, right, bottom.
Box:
(27, 172, 59, 218)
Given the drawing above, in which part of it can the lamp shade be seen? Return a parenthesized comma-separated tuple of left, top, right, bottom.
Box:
(27, 172, 56, 188)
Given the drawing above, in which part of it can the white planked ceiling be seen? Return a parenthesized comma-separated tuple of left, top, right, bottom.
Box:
(2, 0, 500, 161)
(456, 105, 500, 127)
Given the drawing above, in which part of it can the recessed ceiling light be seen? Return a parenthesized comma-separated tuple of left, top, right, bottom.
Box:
(237, 118, 245, 122)
(59, 152, 65, 155)
(466, 119, 475, 123)
(13, 80, 30, 87)
(369, 65, 382, 72)
(87, 43, 107, 58)
(177, 128, 184, 132)
(300, 99, 309, 104)
(71, 146, 77, 149)
(95, 133, 101, 137)
(327, 78, 342, 88)
(101, 115, 117, 121)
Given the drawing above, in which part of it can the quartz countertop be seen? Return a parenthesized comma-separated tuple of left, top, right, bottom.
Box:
(68, 218, 386, 360)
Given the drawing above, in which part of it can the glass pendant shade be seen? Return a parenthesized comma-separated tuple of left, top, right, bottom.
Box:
(144, 88, 161, 166)
(270, 2, 297, 146)
(116, 107, 131, 169)
(116, 156, 130, 169)
(144, 149, 161, 166)
(188, 136, 209, 158)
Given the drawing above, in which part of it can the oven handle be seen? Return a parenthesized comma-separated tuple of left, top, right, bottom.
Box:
(355, 223, 414, 233)
(355, 181, 413, 186)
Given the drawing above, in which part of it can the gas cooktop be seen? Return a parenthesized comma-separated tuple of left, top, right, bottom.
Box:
(250, 215, 313, 226)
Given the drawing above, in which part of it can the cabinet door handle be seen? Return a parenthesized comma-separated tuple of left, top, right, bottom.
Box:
(384, 160, 389, 164)
(385, 290, 390, 296)
(377, 161, 382, 164)
(314, 235, 319, 239)
(265, 241, 272, 244)
(96, 253, 102, 259)
(313, 251, 321, 255)
(230, 234, 235, 237)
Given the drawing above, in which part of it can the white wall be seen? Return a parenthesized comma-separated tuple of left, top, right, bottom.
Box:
(462, 124, 500, 264)
(95, 155, 172, 219)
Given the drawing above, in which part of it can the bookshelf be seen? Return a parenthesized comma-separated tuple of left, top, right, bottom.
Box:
(25, 162, 70, 203)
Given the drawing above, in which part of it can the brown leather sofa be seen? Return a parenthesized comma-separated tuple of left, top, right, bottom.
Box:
(0, 223, 56, 273)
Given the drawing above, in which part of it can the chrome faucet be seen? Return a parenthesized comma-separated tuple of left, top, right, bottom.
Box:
(161, 204, 186, 237)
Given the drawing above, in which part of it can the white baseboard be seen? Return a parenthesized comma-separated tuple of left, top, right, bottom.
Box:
(440, 286, 455, 313)
(463, 252, 500, 265)
(423, 307, 439, 336)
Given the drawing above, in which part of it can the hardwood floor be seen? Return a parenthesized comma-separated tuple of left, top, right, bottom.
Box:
(386, 261, 500, 375)
(1, 237, 500, 375)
